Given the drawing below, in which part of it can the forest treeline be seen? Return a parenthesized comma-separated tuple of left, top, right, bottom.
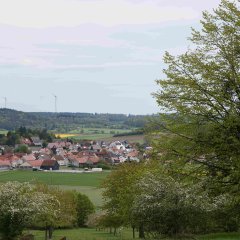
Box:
(0, 108, 152, 131)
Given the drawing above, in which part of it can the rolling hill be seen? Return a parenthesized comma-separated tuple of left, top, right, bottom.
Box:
(0, 108, 149, 131)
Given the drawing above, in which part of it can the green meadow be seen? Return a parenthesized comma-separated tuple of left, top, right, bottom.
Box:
(0, 170, 109, 186)
(27, 229, 240, 240)
(68, 127, 131, 135)
(0, 170, 110, 207)
(55, 127, 144, 142)
(60, 185, 104, 208)
(56, 127, 132, 141)
(28, 228, 132, 240)
(0, 129, 7, 135)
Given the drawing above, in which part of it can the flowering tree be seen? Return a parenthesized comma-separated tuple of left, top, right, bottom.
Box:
(32, 185, 76, 240)
(0, 181, 59, 240)
(131, 174, 229, 238)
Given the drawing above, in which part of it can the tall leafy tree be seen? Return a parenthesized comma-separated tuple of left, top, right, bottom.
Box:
(102, 162, 149, 238)
(75, 192, 95, 227)
(152, 0, 240, 194)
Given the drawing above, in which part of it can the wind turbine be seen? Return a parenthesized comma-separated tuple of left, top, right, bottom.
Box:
(53, 94, 57, 113)
(3, 97, 7, 109)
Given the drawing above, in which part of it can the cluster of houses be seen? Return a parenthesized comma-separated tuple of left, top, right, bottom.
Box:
(0, 137, 141, 171)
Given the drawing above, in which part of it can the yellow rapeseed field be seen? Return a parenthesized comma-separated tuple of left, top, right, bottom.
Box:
(56, 134, 79, 138)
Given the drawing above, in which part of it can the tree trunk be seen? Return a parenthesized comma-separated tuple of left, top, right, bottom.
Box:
(48, 226, 53, 239)
(139, 224, 145, 239)
(132, 226, 135, 239)
(45, 227, 48, 240)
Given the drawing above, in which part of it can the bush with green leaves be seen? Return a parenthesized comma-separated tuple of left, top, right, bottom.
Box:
(131, 174, 231, 238)
(14, 144, 31, 154)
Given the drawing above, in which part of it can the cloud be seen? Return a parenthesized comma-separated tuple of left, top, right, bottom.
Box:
(51, 61, 157, 71)
(0, 0, 199, 28)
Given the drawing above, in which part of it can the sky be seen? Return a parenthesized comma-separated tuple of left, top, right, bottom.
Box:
(0, 0, 221, 114)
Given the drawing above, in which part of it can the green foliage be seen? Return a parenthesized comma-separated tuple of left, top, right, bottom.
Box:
(96, 161, 112, 170)
(0, 108, 149, 131)
(131, 173, 233, 238)
(75, 192, 95, 227)
(59, 185, 104, 210)
(5, 131, 20, 146)
(102, 162, 153, 238)
(31, 184, 95, 240)
(0, 127, 55, 147)
(98, 214, 124, 235)
(198, 232, 240, 240)
(142, 0, 240, 236)
(14, 144, 30, 153)
(102, 164, 238, 238)
(152, 0, 240, 196)
(113, 129, 144, 137)
(211, 198, 240, 232)
(33, 184, 77, 230)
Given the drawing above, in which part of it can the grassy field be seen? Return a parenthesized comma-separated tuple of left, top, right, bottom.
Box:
(27, 229, 240, 240)
(59, 185, 104, 208)
(1, 127, 144, 142)
(55, 127, 142, 141)
(69, 128, 131, 135)
(0, 170, 109, 186)
(28, 228, 132, 240)
(0, 170, 110, 208)
(198, 232, 240, 240)
(72, 132, 144, 143)
(0, 129, 7, 135)
(72, 133, 114, 141)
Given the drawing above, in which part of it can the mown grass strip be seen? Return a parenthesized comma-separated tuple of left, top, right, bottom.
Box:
(0, 170, 110, 187)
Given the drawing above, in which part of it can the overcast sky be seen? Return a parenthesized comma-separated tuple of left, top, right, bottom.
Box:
(0, 0, 221, 114)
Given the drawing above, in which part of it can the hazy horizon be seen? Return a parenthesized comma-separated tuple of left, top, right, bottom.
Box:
(0, 107, 155, 116)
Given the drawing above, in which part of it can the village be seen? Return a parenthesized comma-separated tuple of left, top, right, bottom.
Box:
(0, 136, 144, 172)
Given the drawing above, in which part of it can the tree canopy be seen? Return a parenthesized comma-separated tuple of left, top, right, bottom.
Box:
(131, 173, 231, 238)
(152, 0, 240, 195)
(102, 162, 147, 237)
(75, 192, 95, 227)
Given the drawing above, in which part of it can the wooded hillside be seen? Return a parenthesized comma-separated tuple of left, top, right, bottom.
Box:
(0, 108, 150, 131)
